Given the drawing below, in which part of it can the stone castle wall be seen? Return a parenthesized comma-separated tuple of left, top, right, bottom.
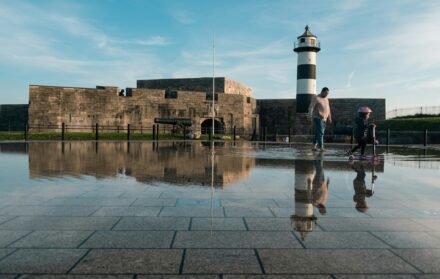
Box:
(28, 83, 259, 134)
(257, 98, 386, 134)
(137, 77, 252, 97)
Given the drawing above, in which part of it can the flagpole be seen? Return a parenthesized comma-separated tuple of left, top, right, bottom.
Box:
(212, 33, 215, 139)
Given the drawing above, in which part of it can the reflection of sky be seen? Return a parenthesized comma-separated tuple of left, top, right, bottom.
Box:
(0, 142, 439, 203)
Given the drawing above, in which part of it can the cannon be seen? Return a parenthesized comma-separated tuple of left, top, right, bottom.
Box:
(154, 118, 192, 127)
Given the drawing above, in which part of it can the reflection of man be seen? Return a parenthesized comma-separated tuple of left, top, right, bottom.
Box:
(312, 158, 330, 215)
(352, 162, 375, 212)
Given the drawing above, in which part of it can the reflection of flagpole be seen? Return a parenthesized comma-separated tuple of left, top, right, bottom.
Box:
(210, 141, 215, 236)
(212, 33, 215, 138)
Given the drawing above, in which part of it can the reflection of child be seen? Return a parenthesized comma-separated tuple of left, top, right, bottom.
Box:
(352, 163, 374, 212)
(348, 107, 376, 158)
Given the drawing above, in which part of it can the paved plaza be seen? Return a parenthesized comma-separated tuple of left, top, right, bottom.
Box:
(0, 142, 439, 278)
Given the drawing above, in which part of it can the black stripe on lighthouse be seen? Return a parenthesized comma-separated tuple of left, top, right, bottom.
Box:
(297, 64, 316, 80)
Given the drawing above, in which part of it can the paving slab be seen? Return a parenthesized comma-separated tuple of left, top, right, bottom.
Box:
(176, 199, 221, 208)
(0, 249, 87, 273)
(412, 219, 440, 231)
(0, 217, 119, 231)
(160, 207, 224, 217)
(318, 218, 430, 231)
(245, 218, 293, 231)
(224, 276, 332, 279)
(173, 231, 301, 248)
(137, 276, 218, 279)
(258, 249, 419, 274)
(182, 249, 261, 274)
(272, 199, 295, 208)
(224, 207, 274, 217)
(0, 206, 100, 217)
(296, 231, 389, 248)
(221, 199, 278, 207)
(426, 231, 440, 239)
(92, 206, 161, 217)
(18, 275, 132, 278)
(0, 217, 14, 226)
(45, 198, 136, 207)
(372, 232, 440, 248)
(132, 198, 177, 207)
(0, 230, 30, 247)
(393, 249, 440, 273)
(366, 208, 426, 218)
(10, 231, 93, 248)
(267, 208, 293, 218)
(160, 192, 212, 199)
(71, 249, 182, 274)
(335, 275, 417, 278)
(0, 249, 15, 261)
(80, 231, 175, 248)
(79, 191, 125, 198)
(215, 192, 287, 200)
(113, 217, 190, 230)
(190, 218, 246, 230)
(314, 207, 371, 218)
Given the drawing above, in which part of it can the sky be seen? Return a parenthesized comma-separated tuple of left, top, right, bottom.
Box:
(0, 0, 440, 111)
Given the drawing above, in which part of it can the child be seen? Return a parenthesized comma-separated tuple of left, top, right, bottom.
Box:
(348, 106, 376, 159)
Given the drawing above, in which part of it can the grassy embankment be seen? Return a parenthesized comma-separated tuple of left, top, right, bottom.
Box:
(377, 117, 440, 131)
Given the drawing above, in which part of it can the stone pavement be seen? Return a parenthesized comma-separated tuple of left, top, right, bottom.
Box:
(0, 187, 439, 278)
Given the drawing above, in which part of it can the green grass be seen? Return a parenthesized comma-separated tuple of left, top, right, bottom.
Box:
(0, 132, 231, 141)
(377, 117, 440, 131)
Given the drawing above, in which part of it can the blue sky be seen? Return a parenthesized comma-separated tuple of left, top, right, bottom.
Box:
(1, 0, 439, 110)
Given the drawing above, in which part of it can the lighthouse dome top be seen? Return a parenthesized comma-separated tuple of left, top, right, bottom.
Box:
(297, 25, 317, 39)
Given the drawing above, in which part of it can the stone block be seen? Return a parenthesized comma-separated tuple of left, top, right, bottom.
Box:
(80, 231, 175, 248)
(258, 249, 418, 274)
(0, 249, 87, 273)
(224, 207, 274, 217)
(91, 206, 161, 217)
(182, 249, 261, 274)
(393, 249, 440, 273)
(0, 206, 100, 217)
(173, 231, 301, 248)
(71, 249, 182, 274)
(0, 230, 30, 247)
(10, 231, 93, 248)
(296, 231, 389, 248)
(191, 217, 246, 230)
(0, 216, 119, 231)
(113, 217, 190, 230)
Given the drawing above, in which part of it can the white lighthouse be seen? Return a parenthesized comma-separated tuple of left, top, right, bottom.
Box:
(293, 25, 321, 134)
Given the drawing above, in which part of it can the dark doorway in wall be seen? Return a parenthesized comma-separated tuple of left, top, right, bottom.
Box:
(201, 119, 223, 134)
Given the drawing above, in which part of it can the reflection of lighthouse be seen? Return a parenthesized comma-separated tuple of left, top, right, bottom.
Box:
(293, 25, 321, 135)
(291, 159, 317, 240)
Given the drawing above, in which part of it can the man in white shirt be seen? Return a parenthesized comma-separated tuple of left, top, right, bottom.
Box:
(308, 87, 332, 151)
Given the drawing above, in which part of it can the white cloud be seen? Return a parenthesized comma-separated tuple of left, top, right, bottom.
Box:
(346, 70, 355, 88)
(170, 10, 194, 24)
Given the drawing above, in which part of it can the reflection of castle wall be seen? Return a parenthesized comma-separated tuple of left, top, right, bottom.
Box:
(28, 142, 254, 187)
